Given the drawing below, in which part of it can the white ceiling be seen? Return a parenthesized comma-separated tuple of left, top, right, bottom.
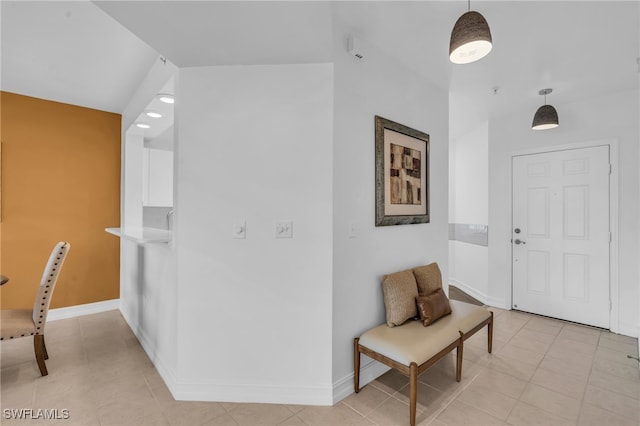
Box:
(1, 0, 157, 113)
(94, 1, 334, 68)
(3, 1, 638, 139)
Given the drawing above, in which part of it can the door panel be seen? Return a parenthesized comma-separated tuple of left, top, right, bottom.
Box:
(563, 185, 589, 239)
(563, 253, 589, 301)
(512, 146, 610, 328)
(527, 187, 549, 237)
(526, 250, 549, 295)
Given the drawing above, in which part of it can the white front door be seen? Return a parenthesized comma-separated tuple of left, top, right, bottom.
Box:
(512, 145, 610, 328)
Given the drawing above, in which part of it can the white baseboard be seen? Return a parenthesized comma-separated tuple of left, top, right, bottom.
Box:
(449, 279, 487, 304)
(172, 382, 333, 406)
(617, 321, 640, 338)
(119, 307, 180, 400)
(47, 299, 119, 321)
(485, 296, 511, 310)
(332, 359, 390, 404)
(120, 307, 332, 406)
(449, 279, 510, 309)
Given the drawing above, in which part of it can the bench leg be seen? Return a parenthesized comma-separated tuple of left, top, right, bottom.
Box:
(354, 338, 361, 393)
(409, 362, 418, 426)
(456, 331, 464, 382)
(488, 311, 494, 354)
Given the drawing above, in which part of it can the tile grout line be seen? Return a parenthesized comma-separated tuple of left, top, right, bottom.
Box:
(519, 320, 572, 423)
(142, 374, 173, 426)
(419, 365, 486, 425)
(481, 315, 555, 424)
(579, 331, 640, 423)
(576, 328, 601, 424)
(469, 315, 539, 424)
(340, 395, 384, 419)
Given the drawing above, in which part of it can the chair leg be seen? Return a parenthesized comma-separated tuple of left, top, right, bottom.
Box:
(354, 338, 361, 393)
(34, 335, 48, 376)
(409, 362, 418, 426)
(488, 312, 494, 354)
(42, 335, 49, 360)
(456, 331, 464, 382)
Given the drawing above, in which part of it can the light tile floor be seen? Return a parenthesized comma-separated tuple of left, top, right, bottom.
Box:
(1, 308, 638, 426)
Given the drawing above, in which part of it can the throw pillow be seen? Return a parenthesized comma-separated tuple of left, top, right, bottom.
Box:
(415, 288, 452, 326)
(381, 269, 419, 327)
(413, 262, 443, 295)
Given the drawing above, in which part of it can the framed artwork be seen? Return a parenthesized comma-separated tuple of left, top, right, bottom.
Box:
(375, 115, 430, 226)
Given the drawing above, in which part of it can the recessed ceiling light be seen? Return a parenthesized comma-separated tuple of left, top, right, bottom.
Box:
(136, 123, 151, 129)
(145, 111, 163, 118)
(158, 94, 174, 104)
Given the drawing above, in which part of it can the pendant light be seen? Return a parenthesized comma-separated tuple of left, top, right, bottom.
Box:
(532, 88, 559, 130)
(449, 0, 493, 64)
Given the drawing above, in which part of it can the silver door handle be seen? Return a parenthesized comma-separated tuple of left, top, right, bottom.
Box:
(514, 239, 526, 245)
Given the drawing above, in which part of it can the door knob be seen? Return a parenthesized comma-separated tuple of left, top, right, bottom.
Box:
(514, 239, 526, 245)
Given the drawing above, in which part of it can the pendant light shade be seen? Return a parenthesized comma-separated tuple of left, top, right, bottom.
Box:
(449, 10, 493, 64)
(532, 89, 559, 130)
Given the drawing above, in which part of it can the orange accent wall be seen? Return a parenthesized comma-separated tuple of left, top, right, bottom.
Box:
(1, 92, 121, 309)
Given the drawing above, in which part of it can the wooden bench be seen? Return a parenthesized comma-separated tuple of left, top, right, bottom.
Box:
(354, 300, 493, 426)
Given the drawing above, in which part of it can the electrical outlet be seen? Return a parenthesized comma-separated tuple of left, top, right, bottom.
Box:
(348, 222, 357, 239)
(275, 221, 293, 239)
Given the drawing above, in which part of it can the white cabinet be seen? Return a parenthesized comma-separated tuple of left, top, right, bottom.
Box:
(142, 148, 173, 207)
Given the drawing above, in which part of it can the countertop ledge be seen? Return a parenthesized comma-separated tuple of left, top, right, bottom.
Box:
(105, 227, 171, 244)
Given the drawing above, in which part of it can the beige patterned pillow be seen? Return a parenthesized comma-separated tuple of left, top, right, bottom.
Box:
(413, 263, 443, 295)
(381, 269, 419, 327)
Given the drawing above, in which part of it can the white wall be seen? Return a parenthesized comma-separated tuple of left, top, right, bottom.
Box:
(175, 63, 334, 404)
(450, 123, 488, 225)
(488, 89, 639, 335)
(119, 239, 177, 381)
(119, 58, 180, 388)
(331, 15, 450, 401)
(448, 123, 490, 301)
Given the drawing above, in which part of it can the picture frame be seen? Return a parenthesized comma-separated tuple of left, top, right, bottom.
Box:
(375, 115, 430, 226)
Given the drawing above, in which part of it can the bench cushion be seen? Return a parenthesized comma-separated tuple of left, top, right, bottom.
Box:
(358, 300, 491, 367)
(358, 319, 460, 366)
(435, 300, 492, 334)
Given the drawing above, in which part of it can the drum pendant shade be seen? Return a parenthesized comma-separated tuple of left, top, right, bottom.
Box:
(449, 11, 493, 64)
(532, 89, 559, 130)
(532, 105, 559, 130)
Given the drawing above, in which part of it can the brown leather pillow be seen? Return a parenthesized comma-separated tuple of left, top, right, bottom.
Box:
(415, 288, 452, 326)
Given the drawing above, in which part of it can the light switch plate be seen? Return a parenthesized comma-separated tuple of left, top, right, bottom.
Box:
(275, 221, 293, 239)
(233, 221, 246, 239)
(348, 222, 357, 239)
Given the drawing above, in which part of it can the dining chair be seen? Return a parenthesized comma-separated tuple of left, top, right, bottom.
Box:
(0, 241, 71, 376)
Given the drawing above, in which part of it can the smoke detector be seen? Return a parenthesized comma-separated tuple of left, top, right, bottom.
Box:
(347, 36, 364, 60)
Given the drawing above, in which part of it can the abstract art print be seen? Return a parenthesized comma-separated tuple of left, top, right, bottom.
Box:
(375, 116, 430, 226)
